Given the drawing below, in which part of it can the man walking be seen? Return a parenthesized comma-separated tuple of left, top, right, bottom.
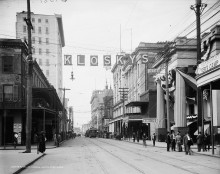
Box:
(152, 133, 156, 146)
(166, 132, 171, 152)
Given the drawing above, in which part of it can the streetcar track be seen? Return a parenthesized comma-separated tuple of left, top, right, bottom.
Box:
(86, 138, 146, 174)
(91, 138, 219, 174)
(81, 139, 109, 174)
(97, 138, 220, 171)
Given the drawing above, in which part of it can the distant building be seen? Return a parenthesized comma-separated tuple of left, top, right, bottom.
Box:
(16, 11, 65, 99)
(90, 83, 113, 136)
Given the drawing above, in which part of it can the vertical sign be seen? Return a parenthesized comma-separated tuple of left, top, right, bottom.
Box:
(64, 55, 72, 65)
(90, 55, 98, 66)
(77, 55, 85, 66)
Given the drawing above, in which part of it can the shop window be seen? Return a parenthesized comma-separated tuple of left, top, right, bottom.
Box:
(2, 56, 13, 73)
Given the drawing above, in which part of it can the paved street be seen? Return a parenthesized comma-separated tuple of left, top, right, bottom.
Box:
(12, 137, 219, 174)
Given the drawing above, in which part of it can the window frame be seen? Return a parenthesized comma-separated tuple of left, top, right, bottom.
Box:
(2, 56, 13, 73)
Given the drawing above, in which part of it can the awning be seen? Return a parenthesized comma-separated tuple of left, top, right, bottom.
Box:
(176, 69, 197, 90)
(187, 121, 194, 126)
(194, 124, 210, 135)
(126, 101, 148, 107)
(186, 97, 196, 104)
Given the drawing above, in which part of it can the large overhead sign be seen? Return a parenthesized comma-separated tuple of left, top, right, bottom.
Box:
(64, 54, 149, 66)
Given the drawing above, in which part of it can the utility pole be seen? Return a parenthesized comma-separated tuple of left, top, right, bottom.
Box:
(191, 0, 207, 140)
(25, 0, 33, 153)
(59, 88, 70, 139)
(119, 87, 128, 136)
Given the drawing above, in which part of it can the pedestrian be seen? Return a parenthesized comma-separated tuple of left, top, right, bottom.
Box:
(137, 131, 140, 143)
(171, 131, 176, 151)
(196, 132, 203, 152)
(132, 132, 136, 142)
(152, 133, 156, 146)
(53, 133, 57, 146)
(183, 132, 193, 155)
(204, 133, 211, 151)
(166, 132, 171, 152)
(38, 131, 46, 154)
(142, 133, 147, 147)
(175, 132, 182, 152)
(57, 133, 61, 147)
(13, 133, 18, 149)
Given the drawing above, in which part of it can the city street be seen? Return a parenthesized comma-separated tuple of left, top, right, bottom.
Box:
(20, 137, 220, 174)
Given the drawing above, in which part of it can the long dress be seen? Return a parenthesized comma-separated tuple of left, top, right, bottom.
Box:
(38, 133, 46, 153)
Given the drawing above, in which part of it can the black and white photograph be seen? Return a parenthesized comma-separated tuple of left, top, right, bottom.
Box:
(0, 0, 220, 173)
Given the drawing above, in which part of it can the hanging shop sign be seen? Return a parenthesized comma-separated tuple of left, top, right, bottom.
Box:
(64, 54, 149, 66)
(13, 123, 22, 133)
(142, 118, 156, 124)
(196, 53, 220, 75)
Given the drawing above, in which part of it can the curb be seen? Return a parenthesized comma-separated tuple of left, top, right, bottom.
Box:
(120, 139, 220, 158)
(13, 153, 46, 174)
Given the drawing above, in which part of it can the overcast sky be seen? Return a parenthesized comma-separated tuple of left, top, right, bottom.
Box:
(0, 0, 219, 127)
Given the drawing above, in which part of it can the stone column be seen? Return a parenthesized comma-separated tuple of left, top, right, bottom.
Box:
(174, 71, 186, 128)
(156, 81, 165, 128)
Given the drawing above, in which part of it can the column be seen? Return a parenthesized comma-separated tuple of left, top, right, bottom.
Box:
(156, 81, 165, 128)
(174, 71, 186, 127)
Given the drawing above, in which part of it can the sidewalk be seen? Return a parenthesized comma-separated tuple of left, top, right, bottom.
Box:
(123, 138, 220, 158)
(0, 141, 56, 174)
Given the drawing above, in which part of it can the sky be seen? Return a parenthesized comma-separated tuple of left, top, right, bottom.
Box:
(0, 0, 219, 128)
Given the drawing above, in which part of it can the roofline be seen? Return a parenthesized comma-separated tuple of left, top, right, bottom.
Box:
(56, 15, 65, 47)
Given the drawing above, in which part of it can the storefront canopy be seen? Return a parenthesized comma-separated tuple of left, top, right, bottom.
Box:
(176, 69, 197, 90)
(125, 101, 148, 107)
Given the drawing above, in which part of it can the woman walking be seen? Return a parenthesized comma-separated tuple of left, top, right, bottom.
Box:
(142, 133, 147, 147)
(38, 131, 46, 154)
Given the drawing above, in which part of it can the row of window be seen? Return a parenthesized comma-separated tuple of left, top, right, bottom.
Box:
(23, 25, 49, 34)
(32, 48, 50, 56)
(31, 37, 49, 45)
(23, 17, 49, 24)
(38, 58, 50, 66)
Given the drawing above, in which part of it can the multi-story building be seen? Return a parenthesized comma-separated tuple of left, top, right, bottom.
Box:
(90, 84, 113, 136)
(196, 25, 220, 144)
(153, 37, 197, 140)
(110, 42, 166, 139)
(16, 11, 65, 99)
(0, 39, 63, 146)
